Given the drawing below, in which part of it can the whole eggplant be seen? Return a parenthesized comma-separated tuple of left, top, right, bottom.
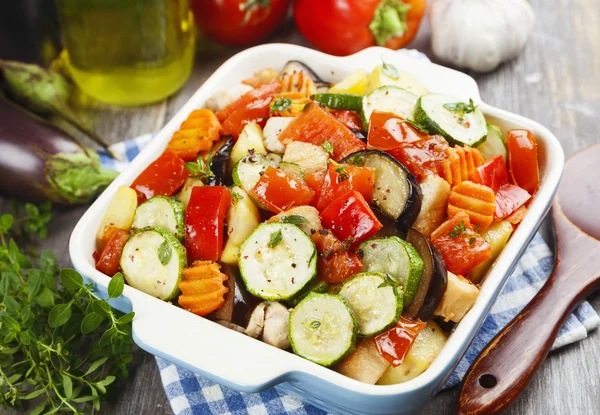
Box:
(0, 97, 117, 204)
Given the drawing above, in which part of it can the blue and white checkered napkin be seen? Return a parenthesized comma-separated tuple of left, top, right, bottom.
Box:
(101, 129, 599, 414)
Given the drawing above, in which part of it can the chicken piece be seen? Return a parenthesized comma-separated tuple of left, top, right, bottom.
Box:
(263, 117, 293, 153)
(434, 272, 479, 323)
(205, 83, 254, 113)
(245, 302, 267, 338)
(268, 205, 323, 236)
(262, 302, 291, 349)
(412, 175, 451, 237)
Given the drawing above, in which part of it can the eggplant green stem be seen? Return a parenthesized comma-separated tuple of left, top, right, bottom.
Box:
(369, 0, 412, 46)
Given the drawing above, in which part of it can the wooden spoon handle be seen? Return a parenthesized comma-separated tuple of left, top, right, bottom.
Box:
(458, 206, 600, 415)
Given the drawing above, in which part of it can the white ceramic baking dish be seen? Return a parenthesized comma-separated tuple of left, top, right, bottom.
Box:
(70, 44, 564, 415)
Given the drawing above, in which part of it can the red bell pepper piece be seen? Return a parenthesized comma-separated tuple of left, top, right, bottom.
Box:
(475, 155, 509, 191)
(495, 184, 532, 219)
(320, 190, 382, 247)
(278, 103, 366, 161)
(95, 227, 130, 277)
(367, 111, 424, 150)
(330, 110, 364, 132)
(250, 167, 315, 213)
(185, 186, 231, 262)
(387, 134, 450, 181)
(220, 96, 272, 137)
(430, 211, 491, 275)
(311, 229, 362, 284)
(316, 163, 375, 211)
(130, 150, 190, 204)
(305, 170, 326, 207)
(374, 318, 427, 367)
(507, 129, 540, 194)
(216, 80, 281, 123)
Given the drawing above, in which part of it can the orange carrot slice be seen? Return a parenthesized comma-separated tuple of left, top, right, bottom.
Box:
(178, 260, 229, 317)
(448, 181, 496, 229)
(168, 109, 222, 161)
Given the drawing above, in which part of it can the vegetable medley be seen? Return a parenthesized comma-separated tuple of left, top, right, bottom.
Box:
(93, 60, 540, 385)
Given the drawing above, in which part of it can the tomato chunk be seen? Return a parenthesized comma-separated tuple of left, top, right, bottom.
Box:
(367, 111, 424, 150)
(185, 186, 231, 262)
(507, 129, 540, 194)
(374, 318, 427, 367)
(95, 227, 130, 277)
(320, 190, 382, 247)
(495, 184, 531, 219)
(221, 96, 272, 137)
(130, 150, 189, 204)
(387, 135, 449, 180)
(430, 211, 491, 275)
(278, 103, 366, 161)
(250, 167, 315, 213)
(475, 155, 509, 192)
(316, 163, 375, 211)
(330, 110, 364, 132)
(216, 80, 281, 123)
(312, 229, 362, 284)
(305, 171, 326, 207)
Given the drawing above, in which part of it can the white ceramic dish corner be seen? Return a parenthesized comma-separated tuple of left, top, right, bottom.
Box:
(69, 44, 564, 415)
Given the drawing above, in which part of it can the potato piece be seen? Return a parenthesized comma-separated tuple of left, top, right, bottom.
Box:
(412, 176, 450, 237)
(468, 220, 513, 283)
(282, 142, 329, 176)
(177, 177, 204, 208)
(228, 122, 267, 171)
(267, 205, 323, 236)
(220, 187, 260, 265)
(96, 186, 137, 247)
(377, 321, 447, 385)
(435, 272, 479, 323)
(336, 339, 389, 384)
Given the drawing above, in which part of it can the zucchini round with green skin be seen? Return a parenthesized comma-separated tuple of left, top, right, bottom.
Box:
(238, 223, 317, 301)
(414, 94, 487, 147)
(289, 293, 357, 366)
(360, 86, 418, 130)
(359, 237, 424, 306)
(477, 124, 507, 161)
(232, 152, 281, 194)
(311, 93, 363, 111)
(279, 161, 305, 180)
(341, 150, 422, 233)
(339, 272, 403, 337)
(120, 227, 186, 301)
(131, 196, 185, 240)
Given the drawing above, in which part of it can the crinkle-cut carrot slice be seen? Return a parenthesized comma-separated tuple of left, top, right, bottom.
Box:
(167, 109, 222, 161)
(280, 71, 317, 95)
(448, 181, 495, 229)
(178, 260, 229, 316)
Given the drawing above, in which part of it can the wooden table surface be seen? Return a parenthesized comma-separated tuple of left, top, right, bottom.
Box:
(5, 0, 600, 413)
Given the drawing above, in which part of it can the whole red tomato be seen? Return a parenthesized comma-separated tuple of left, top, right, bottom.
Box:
(192, 0, 290, 46)
(294, 0, 427, 56)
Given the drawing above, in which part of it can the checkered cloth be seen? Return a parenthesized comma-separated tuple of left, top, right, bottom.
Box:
(99, 134, 599, 414)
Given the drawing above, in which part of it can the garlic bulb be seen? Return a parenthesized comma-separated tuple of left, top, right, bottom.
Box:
(430, 0, 536, 73)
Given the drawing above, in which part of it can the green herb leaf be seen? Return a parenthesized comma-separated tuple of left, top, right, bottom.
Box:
(185, 161, 202, 174)
(231, 191, 244, 202)
(378, 274, 398, 289)
(310, 320, 321, 329)
(474, 223, 481, 232)
(347, 153, 364, 166)
(118, 312, 135, 325)
(443, 99, 477, 114)
(448, 221, 467, 238)
(61, 374, 73, 399)
(335, 165, 348, 181)
(269, 229, 283, 248)
(36, 287, 55, 308)
(48, 303, 72, 328)
(270, 97, 292, 113)
(281, 215, 307, 225)
(405, 119, 430, 134)
(469, 236, 477, 245)
(108, 272, 125, 299)
(29, 403, 46, 415)
(84, 357, 109, 376)
(60, 268, 83, 294)
(0, 213, 14, 232)
(322, 140, 334, 155)
(382, 60, 400, 79)
(157, 240, 172, 266)
(22, 389, 46, 400)
(81, 312, 104, 334)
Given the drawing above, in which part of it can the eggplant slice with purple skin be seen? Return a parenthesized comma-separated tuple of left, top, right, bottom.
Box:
(207, 136, 234, 186)
(281, 60, 330, 91)
(341, 150, 422, 234)
(403, 229, 448, 321)
(0, 98, 117, 204)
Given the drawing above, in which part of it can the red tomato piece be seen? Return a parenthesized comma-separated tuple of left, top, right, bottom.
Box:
(318, 251, 363, 284)
(316, 163, 375, 211)
(387, 134, 449, 180)
(374, 318, 427, 367)
(216, 80, 281, 122)
(320, 190, 382, 247)
(220, 95, 272, 137)
(495, 184, 532, 219)
(367, 111, 424, 150)
(130, 150, 189, 204)
(95, 227, 130, 277)
(305, 171, 326, 207)
(278, 103, 366, 161)
(506, 129, 540, 195)
(250, 167, 315, 213)
(430, 211, 491, 275)
(185, 186, 231, 262)
(330, 110, 364, 132)
(475, 155, 509, 191)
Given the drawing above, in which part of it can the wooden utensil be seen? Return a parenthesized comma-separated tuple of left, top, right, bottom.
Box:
(457, 144, 600, 415)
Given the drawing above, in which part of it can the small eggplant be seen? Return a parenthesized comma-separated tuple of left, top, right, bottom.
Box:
(207, 136, 234, 186)
(281, 60, 330, 91)
(403, 229, 448, 321)
(341, 150, 422, 234)
(0, 98, 117, 204)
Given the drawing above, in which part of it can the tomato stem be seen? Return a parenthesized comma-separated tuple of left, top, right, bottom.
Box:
(369, 0, 411, 46)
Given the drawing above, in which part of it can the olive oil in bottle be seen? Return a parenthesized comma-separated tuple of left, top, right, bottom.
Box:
(57, 0, 195, 106)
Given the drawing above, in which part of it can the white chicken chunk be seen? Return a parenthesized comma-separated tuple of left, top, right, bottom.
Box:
(412, 175, 450, 237)
(205, 83, 253, 113)
(262, 302, 291, 349)
(262, 117, 293, 153)
(434, 272, 479, 323)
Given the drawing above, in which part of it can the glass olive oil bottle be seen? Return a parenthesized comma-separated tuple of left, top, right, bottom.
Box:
(56, 0, 195, 106)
